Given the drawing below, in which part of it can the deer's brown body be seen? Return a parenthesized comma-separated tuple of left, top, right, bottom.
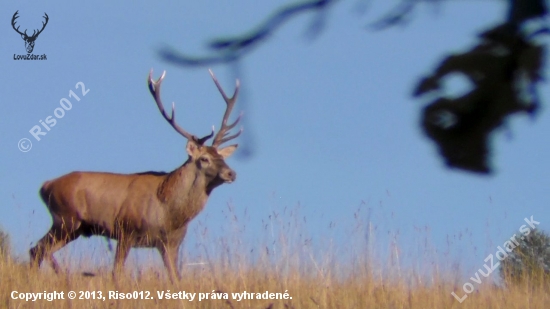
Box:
(30, 70, 242, 281)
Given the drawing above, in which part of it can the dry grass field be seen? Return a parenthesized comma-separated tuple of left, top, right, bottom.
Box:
(1, 204, 549, 309)
(2, 257, 549, 309)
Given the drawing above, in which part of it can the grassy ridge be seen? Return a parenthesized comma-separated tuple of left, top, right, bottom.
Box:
(2, 255, 550, 308)
(1, 205, 550, 308)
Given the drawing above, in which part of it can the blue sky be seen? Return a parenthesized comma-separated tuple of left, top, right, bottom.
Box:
(1, 1, 549, 277)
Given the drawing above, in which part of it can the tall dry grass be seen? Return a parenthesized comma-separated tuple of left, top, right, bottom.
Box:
(1, 202, 549, 309)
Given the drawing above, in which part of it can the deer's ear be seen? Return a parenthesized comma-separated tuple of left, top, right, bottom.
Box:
(186, 140, 201, 158)
(217, 144, 238, 158)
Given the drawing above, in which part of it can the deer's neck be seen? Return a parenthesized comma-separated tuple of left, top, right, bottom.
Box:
(157, 160, 210, 227)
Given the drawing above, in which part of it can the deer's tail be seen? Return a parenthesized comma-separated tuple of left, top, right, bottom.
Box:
(39, 180, 53, 207)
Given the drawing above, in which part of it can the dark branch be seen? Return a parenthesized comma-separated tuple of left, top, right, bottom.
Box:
(160, 0, 335, 67)
(160, 0, 550, 66)
(411, 0, 549, 174)
(369, 0, 417, 30)
(372, 0, 549, 30)
(508, 0, 547, 24)
(159, 0, 550, 170)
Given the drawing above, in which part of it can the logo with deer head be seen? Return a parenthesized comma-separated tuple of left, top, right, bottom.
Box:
(11, 11, 49, 54)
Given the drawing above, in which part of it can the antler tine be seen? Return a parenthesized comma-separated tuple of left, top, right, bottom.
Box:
(11, 11, 24, 36)
(36, 13, 49, 36)
(216, 126, 244, 146)
(197, 126, 215, 145)
(148, 69, 200, 143)
(209, 69, 243, 147)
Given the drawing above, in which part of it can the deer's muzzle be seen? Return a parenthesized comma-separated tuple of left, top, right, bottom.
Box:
(220, 168, 236, 183)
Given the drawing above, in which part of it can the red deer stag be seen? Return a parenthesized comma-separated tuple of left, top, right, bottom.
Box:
(30, 69, 242, 281)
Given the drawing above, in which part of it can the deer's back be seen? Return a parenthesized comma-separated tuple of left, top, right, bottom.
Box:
(40, 171, 168, 231)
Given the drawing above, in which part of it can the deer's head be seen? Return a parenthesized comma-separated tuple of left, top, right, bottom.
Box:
(12, 11, 49, 54)
(186, 141, 237, 186)
(148, 70, 242, 190)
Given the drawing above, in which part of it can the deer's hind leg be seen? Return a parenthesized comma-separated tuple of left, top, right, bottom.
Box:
(30, 215, 82, 273)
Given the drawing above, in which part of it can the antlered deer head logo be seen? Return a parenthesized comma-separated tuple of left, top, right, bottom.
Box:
(11, 11, 49, 54)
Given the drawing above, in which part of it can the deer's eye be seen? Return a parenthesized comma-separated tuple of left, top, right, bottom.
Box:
(200, 157, 210, 164)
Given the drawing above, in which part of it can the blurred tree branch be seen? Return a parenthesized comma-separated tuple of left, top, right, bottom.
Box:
(508, 0, 548, 23)
(413, 24, 545, 173)
(160, 0, 335, 66)
(160, 0, 548, 68)
(159, 0, 548, 173)
(413, 0, 547, 173)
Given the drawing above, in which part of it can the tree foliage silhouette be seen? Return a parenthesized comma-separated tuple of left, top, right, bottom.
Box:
(160, 0, 548, 174)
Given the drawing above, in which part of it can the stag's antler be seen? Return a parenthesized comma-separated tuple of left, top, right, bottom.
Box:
(11, 11, 49, 39)
(209, 70, 243, 148)
(11, 11, 24, 36)
(148, 70, 214, 145)
(33, 13, 49, 38)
